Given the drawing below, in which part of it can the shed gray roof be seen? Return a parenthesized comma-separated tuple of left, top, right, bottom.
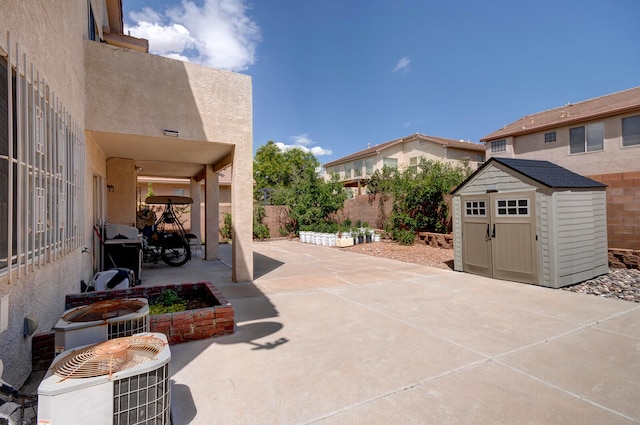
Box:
(452, 157, 606, 194)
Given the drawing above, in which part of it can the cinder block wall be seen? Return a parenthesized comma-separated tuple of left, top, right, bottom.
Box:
(341, 194, 393, 229)
(589, 172, 640, 250)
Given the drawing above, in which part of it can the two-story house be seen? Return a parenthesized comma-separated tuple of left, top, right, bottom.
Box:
(324, 133, 485, 195)
(481, 87, 640, 250)
(1, 1, 254, 387)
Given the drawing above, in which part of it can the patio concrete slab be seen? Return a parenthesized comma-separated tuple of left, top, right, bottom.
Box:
(317, 361, 638, 425)
(139, 240, 640, 424)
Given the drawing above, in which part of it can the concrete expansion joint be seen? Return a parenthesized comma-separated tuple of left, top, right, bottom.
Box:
(303, 358, 492, 425)
(494, 359, 638, 424)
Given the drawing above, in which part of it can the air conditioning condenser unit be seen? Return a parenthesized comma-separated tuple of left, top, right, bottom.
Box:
(38, 333, 171, 425)
(54, 298, 149, 355)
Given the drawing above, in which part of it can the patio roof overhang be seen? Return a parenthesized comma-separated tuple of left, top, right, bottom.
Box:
(90, 130, 234, 181)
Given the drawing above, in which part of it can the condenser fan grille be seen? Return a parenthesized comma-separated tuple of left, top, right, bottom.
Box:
(52, 335, 166, 381)
(63, 299, 146, 322)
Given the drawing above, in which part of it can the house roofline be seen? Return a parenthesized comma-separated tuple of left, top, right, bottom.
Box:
(481, 104, 640, 143)
(324, 133, 484, 167)
(481, 86, 640, 142)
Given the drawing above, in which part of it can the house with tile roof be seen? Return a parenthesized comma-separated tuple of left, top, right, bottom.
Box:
(323, 133, 485, 195)
(481, 87, 640, 250)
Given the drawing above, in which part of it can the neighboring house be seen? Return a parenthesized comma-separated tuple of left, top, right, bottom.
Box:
(324, 133, 485, 195)
(481, 87, 640, 250)
(0, 2, 253, 387)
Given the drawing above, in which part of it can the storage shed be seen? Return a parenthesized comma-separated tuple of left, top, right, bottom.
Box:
(451, 157, 608, 288)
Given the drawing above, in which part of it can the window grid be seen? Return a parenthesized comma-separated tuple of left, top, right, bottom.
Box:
(465, 200, 486, 217)
(544, 131, 556, 143)
(490, 139, 506, 153)
(1, 34, 85, 280)
(496, 199, 529, 216)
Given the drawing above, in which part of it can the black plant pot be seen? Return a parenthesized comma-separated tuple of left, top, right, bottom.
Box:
(365, 235, 372, 243)
(357, 235, 364, 244)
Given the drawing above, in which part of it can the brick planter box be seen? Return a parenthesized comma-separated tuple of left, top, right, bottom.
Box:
(65, 281, 234, 345)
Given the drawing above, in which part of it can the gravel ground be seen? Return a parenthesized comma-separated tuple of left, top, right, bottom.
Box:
(336, 240, 640, 303)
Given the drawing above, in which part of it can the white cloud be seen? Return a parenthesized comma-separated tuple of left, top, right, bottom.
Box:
(393, 57, 411, 73)
(129, 21, 195, 55)
(125, 0, 261, 72)
(289, 133, 313, 146)
(273, 135, 333, 157)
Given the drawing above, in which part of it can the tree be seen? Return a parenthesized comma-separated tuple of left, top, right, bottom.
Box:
(366, 158, 471, 243)
(254, 141, 320, 195)
(253, 142, 346, 233)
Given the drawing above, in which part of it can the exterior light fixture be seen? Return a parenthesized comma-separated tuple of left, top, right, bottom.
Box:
(163, 129, 179, 137)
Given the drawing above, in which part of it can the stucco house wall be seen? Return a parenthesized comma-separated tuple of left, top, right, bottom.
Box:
(0, 0, 254, 388)
(84, 42, 254, 280)
(483, 88, 640, 250)
(0, 1, 103, 387)
(487, 113, 640, 176)
(324, 133, 484, 196)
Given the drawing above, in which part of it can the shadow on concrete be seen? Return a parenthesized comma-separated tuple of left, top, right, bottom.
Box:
(171, 381, 197, 423)
(215, 322, 285, 347)
(253, 251, 284, 279)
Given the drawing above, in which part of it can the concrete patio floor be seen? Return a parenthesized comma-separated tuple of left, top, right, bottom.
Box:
(141, 240, 640, 425)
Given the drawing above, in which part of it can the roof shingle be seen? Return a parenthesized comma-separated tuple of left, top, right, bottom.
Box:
(481, 87, 640, 142)
(324, 133, 484, 167)
(453, 157, 606, 194)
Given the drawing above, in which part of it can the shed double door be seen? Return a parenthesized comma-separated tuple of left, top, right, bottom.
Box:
(461, 191, 538, 284)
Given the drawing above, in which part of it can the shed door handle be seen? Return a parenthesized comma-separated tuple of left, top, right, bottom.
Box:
(491, 224, 496, 238)
(486, 224, 490, 240)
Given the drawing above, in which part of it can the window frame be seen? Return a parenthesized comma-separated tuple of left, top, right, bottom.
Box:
(0, 44, 85, 277)
(490, 139, 506, 153)
(464, 200, 487, 217)
(622, 115, 640, 148)
(382, 157, 398, 169)
(496, 198, 530, 217)
(569, 122, 604, 154)
(544, 131, 557, 144)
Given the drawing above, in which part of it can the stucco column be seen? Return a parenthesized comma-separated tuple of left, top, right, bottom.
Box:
(106, 158, 136, 226)
(204, 165, 220, 260)
(190, 177, 202, 241)
(231, 148, 254, 282)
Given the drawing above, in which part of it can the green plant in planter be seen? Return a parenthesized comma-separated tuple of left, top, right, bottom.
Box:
(150, 289, 186, 315)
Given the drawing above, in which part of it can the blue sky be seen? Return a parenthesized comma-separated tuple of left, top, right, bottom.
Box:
(123, 0, 640, 164)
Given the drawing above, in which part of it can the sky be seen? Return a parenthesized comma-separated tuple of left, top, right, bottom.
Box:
(122, 0, 640, 164)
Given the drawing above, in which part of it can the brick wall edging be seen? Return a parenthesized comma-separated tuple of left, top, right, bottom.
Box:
(64, 281, 234, 345)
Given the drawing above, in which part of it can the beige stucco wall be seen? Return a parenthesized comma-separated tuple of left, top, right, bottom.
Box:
(326, 139, 483, 182)
(0, 0, 93, 126)
(487, 113, 640, 176)
(84, 42, 251, 143)
(106, 158, 138, 226)
(84, 42, 253, 281)
(0, 0, 102, 387)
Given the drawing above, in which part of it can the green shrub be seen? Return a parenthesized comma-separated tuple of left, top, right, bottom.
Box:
(220, 213, 232, 240)
(253, 223, 271, 240)
(394, 229, 416, 245)
(149, 303, 186, 315)
(150, 290, 186, 315)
